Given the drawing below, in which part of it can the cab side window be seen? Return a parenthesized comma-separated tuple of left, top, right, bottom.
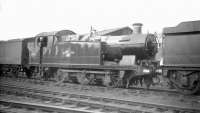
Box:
(36, 36, 48, 47)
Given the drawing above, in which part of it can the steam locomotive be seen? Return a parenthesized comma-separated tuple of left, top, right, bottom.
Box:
(0, 21, 200, 94)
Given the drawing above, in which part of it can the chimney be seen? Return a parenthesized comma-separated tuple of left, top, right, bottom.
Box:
(132, 23, 143, 34)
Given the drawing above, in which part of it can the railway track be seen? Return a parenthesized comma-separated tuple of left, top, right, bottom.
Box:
(2, 71, 178, 91)
(0, 76, 189, 105)
(1, 76, 200, 101)
(1, 76, 200, 100)
(0, 99, 97, 113)
(1, 81, 200, 113)
(0, 76, 178, 95)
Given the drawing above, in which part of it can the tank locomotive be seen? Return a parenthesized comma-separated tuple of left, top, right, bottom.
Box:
(0, 23, 158, 89)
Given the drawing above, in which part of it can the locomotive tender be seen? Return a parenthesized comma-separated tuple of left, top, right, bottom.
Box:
(0, 20, 200, 94)
(161, 20, 200, 94)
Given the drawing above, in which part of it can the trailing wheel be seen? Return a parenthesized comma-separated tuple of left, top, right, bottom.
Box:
(168, 71, 200, 95)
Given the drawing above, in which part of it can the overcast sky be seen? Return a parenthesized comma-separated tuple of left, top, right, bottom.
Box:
(0, 0, 199, 40)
